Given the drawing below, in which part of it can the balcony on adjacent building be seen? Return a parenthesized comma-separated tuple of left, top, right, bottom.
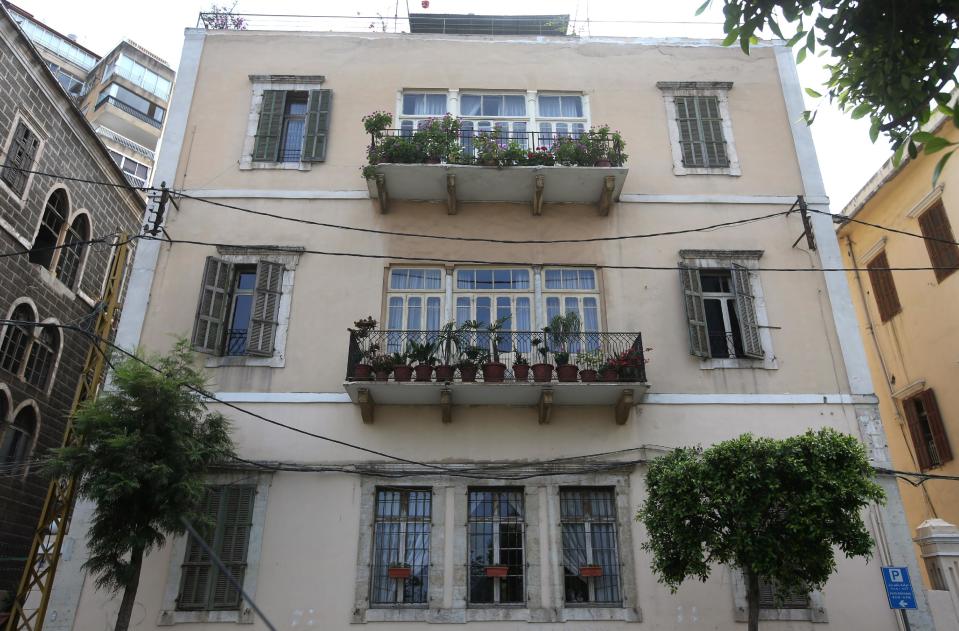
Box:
(365, 127, 628, 216)
(343, 329, 648, 424)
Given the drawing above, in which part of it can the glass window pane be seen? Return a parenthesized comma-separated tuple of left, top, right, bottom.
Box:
(545, 269, 561, 289)
(457, 269, 474, 289)
(475, 269, 493, 290)
(482, 95, 501, 116)
(513, 269, 530, 289)
(579, 269, 596, 289)
(546, 297, 560, 322)
(561, 95, 583, 117)
(504, 95, 526, 116)
(426, 297, 441, 332)
(494, 269, 511, 289)
(402, 93, 421, 115)
(456, 297, 471, 326)
(539, 95, 561, 117)
(387, 297, 404, 330)
(426, 93, 448, 115)
(407, 296, 422, 330)
(476, 297, 491, 325)
(461, 94, 481, 116)
(391, 269, 408, 289)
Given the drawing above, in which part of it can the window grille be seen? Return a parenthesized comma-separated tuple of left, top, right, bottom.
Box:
(467, 488, 525, 604)
(370, 488, 431, 605)
(560, 488, 621, 605)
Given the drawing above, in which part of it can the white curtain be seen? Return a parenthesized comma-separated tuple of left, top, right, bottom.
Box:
(503, 95, 526, 116)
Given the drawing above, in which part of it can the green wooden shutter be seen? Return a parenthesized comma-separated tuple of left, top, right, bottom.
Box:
(758, 577, 809, 609)
(302, 89, 332, 162)
(679, 264, 709, 358)
(245, 260, 284, 356)
(699, 96, 728, 167)
(730, 264, 763, 359)
(211, 486, 255, 609)
(922, 389, 953, 465)
(191, 257, 231, 354)
(177, 488, 222, 610)
(252, 90, 287, 162)
(674, 97, 701, 167)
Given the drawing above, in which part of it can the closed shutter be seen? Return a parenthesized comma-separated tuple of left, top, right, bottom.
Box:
(918, 202, 959, 282)
(245, 261, 284, 356)
(252, 90, 287, 162)
(731, 264, 763, 359)
(302, 89, 332, 162)
(699, 97, 729, 167)
(1, 123, 39, 195)
(674, 97, 702, 167)
(679, 264, 709, 358)
(866, 252, 902, 322)
(211, 486, 254, 609)
(192, 257, 231, 353)
(758, 577, 809, 609)
(177, 488, 221, 610)
(922, 389, 953, 465)
(903, 395, 933, 471)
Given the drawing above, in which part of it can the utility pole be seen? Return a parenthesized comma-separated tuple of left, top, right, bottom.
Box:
(5, 234, 130, 631)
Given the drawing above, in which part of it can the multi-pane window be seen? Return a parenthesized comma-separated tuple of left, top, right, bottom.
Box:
(0, 304, 35, 376)
(386, 268, 443, 352)
(560, 489, 621, 605)
(1, 122, 40, 196)
(104, 53, 172, 100)
(468, 488, 525, 605)
(0, 406, 37, 467)
(370, 489, 431, 605)
(14, 16, 99, 70)
(23, 327, 58, 389)
(108, 150, 150, 187)
(192, 258, 285, 357)
(537, 94, 586, 143)
(544, 268, 600, 352)
(96, 83, 165, 124)
(30, 189, 68, 268)
(680, 264, 763, 360)
(866, 251, 902, 323)
(252, 89, 331, 163)
(46, 62, 85, 97)
(399, 92, 449, 135)
(904, 389, 953, 470)
(54, 214, 89, 289)
(459, 93, 528, 149)
(758, 577, 810, 610)
(456, 269, 533, 353)
(674, 96, 729, 168)
(918, 202, 959, 283)
(177, 485, 255, 611)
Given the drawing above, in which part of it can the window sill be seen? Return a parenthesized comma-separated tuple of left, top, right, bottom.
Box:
(205, 354, 285, 369)
(700, 357, 778, 370)
(239, 159, 312, 171)
(559, 607, 641, 622)
(734, 607, 827, 623)
(354, 606, 641, 624)
(158, 609, 253, 625)
(674, 165, 742, 176)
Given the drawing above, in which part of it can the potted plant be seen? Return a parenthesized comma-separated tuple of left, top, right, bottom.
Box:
(481, 316, 509, 382)
(362, 110, 394, 139)
(552, 135, 594, 166)
(512, 349, 530, 381)
(583, 124, 624, 167)
(474, 132, 503, 166)
(351, 316, 378, 380)
(502, 140, 527, 166)
(579, 564, 603, 577)
(391, 350, 413, 382)
(530, 337, 553, 382)
(599, 360, 618, 382)
(484, 565, 509, 577)
(388, 562, 412, 579)
(370, 354, 394, 382)
(549, 313, 581, 382)
(609, 346, 648, 382)
(414, 117, 449, 164)
(525, 145, 556, 166)
(407, 339, 437, 382)
(458, 346, 487, 382)
(579, 348, 604, 382)
(434, 321, 461, 382)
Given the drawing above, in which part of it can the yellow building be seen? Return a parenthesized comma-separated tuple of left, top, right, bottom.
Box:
(839, 121, 959, 593)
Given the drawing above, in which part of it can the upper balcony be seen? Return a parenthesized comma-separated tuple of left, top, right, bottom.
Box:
(364, 121, 628, 216)
(343, 329, 649, 425)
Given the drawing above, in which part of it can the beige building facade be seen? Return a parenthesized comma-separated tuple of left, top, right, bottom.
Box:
(839, 122, 959, 606)
(46, 19, 937, 631)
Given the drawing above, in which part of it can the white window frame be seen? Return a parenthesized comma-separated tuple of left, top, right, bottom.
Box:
(679, 250, 777, 370)
(369, 487, 433, 606)
(108, 149, 150, 187)
(203, 246, 302, 369)
(240, 75, 326, 171)
(731, 570, 827, 623)
(558, 487, 623, 607)
(657, 81, 741, 176)
(157, 472, 272, 626)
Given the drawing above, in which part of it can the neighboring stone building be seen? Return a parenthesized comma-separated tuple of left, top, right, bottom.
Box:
(839, 117, 959, 627)
(0, 0, 143, 602)
(51, 12, 936, 631)
(3, 1, 175, 189)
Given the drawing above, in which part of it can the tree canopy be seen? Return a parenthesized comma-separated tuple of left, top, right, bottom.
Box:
(703, 0, 959, 177)
(637, 429, 885, 631)
(45, 341, 235, 631)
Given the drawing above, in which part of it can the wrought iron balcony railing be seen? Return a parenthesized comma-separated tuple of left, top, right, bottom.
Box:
(95, 96, 162, 129)
(346, 330, 646, 384)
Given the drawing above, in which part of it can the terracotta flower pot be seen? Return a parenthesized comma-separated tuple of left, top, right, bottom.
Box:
(354, 364, 373, 380)
(601, 368, 619, 382)
(434, 364, 455, 382)
(388, 566, 412, 579)
(579, 565, 603, 577)
(414, 364, 434, 382)
(579, 369, 598, 382)
(532, 363, 553, 383)
(594, 159, 612, 167)
(459, 365, 478, 382)
(375, 370, 391, 382)
(513, 364, 530, 381)
(393, 365, 413, 382)
(484, 565, 509, 577)
(482, 362, 507, 382)
(556, 364, 579, 382)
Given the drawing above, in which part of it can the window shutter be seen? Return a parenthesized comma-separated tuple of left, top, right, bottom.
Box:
(245, 260, 284, 356)
(918, 203, 959, 282)
(177, 487, 222, 610)
(2, 123, 38, 194)
(903, 396, 933, 471)
(252, 90, 286, 162)
(191, 257, 231, 354)
(679, 264, 709, 358)
(922, 389, 953, 465)
(302, 89, 332, 162)
(674, 97, 702, 167)
(866, 252, 902, 322)
(211, 486, 254, 609)
(731, 264, 764, 359)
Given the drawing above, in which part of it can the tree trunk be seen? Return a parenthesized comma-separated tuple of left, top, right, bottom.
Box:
(113, 544, 145, 631)
(746, 567, 760, 631)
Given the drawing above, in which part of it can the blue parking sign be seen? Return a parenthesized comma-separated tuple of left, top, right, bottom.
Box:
(881, 567, 917, 609)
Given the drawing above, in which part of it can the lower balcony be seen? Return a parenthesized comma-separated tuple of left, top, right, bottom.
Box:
(343, 330, 649, 424)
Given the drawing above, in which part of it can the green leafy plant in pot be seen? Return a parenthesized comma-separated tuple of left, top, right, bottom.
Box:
(549, 312, 581, 382)
(391, 350, 413, 382)
(407, 338, 438, 382)
(351, 316, 378, 380)
(434, 321, 461, 382)
(578, 348, 604, 382)
(530, 337, 553, 382)
(481, 316, 510, 382)
(457, 346, 488, 383)
(512, 348, 530, 381)
(370, 354, 394, 381)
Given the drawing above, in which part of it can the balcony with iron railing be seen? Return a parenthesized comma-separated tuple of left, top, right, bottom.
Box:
(343, 329, 648, 424)
(364, 125, 628, 216)
(95, 96, 163, 129)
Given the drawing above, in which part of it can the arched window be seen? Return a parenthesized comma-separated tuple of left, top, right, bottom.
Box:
(0, 303, 36, 375)
(0, 405, 37, 466)
(55, 213, 90, 289)
(30, 188, 69, 268)
(24, 326, 59, 389)
(0, 388, 8, 424)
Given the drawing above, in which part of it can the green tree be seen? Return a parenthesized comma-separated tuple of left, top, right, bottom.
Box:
(45, 341, 235, 631)
(637, 429, 885, 631)
(701, 0, 959, 177)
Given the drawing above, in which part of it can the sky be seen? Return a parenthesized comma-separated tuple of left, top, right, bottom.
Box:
(11, 0, 891, 210)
